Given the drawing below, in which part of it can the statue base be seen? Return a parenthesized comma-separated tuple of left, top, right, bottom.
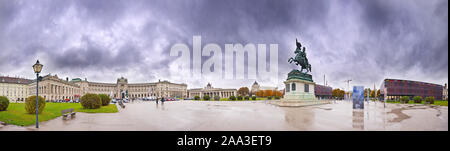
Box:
(282, 78, 317, 101)
(271, 70, 329, 107)
(287, 69, 313, 82)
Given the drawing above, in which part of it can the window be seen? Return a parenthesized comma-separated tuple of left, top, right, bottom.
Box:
(305, 84, 309, 92)
(286, 84, 290, 92)
(291, 83, 296, 91)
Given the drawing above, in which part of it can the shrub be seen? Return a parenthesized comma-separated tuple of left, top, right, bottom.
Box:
(25, 95, 46, 114)
(214, 95, 220, 101)
(0, 96, 9, 111)
(425, 97, 435, 104)
(194, 96, 200, 100)
(268, 96, 272, 100)
(244, 96, 249, 100)
(252, 96, 256, 100)
(275, 96, 280, 100)
(237, 96, 243, 100)
(80, 93, 102, 109)
(400, 96, 410, 104)
(203, 95, 210, 100)
(98, 94, 111, 106)
(229, 96, 236, 101)
(413, 96, 423, 103)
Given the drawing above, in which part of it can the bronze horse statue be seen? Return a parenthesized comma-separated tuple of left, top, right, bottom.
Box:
(288, 39, 311, 73)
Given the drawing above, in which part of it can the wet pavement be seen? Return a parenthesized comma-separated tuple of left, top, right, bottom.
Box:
(0, 100, 447, 131)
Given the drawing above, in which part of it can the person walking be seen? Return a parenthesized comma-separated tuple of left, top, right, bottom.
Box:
(161, 97, 165, 105)
(156, 97, 159, 104)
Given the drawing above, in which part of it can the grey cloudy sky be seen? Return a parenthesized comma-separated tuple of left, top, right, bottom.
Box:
(0, 0, 448, 90)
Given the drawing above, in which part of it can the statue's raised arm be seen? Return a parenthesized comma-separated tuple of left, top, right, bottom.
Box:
(288, 38, 311, 73)
(296, 38, 302, 50)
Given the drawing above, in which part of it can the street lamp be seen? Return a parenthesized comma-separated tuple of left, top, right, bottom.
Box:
(33, 60, 43, 128)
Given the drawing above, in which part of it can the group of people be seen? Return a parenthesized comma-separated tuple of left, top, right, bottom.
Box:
(156, 97, 166, 105)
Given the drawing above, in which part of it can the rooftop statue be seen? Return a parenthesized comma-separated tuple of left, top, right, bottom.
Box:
(288, 38, 311, 73)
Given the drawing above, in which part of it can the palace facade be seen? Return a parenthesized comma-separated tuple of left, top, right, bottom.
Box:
(187, 83, 237, 98)
(0, 76, 33, 102)
(27, 74, 187, 101)
(250, 81, 278, 95)
(28, 75, 81, 101)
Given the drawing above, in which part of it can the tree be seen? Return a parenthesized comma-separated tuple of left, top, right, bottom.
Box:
(264, 90, 273, 97)
(0, 96, 9, 111)
(425, 96, 435, 104)
(203, 95, 210, 100)
(364, 88, 371, 98)
(413, 96, 423, 103)
(98, 94, 111, 106)
(256, 90, 264, 97)
(376, 89, 380, 98)
(25, 95, 46, 114)
(274, 91, 283, 97)
(229, 96, 236, 100)
(400, 96, 410, 104)
(370, 90, 375, 98)
(80, 93, 102, 109)
(332, 88, 345, 100)
(237, 87, 250, 96)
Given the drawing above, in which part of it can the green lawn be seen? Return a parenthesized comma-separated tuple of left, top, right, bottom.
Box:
(0, 103, 118, 126)
(386, 100, 448, 106)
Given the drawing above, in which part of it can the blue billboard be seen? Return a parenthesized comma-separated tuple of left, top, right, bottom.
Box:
(352, 86, 364, 109)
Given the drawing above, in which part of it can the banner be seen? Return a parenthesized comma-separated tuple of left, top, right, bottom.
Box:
(352, 86, 364, 109)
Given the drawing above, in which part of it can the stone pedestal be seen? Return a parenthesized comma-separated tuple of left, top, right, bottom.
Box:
(271, 69, 329, 107)
(283, 78, 316, 101)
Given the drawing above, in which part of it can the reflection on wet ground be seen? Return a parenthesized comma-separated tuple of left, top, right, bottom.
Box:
(352, 109, 364, 130)
(0, 100, 447, 131)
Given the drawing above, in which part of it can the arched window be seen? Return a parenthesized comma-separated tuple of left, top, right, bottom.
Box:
(291, 83, 296, 91)
(286, 84, 290, 92)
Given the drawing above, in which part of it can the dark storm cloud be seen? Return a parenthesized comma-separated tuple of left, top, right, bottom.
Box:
(138, 0, 331, 81)
(355, 0, 448, 80)
(51, 35, 143, 69)
(0, 0, 447, 88)
(72, 0, 128, 27)
(150, 0, 329, 41)
(0, 1, 19, 29)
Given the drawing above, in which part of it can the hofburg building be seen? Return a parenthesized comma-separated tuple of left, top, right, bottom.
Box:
(2, 74, 187, 101)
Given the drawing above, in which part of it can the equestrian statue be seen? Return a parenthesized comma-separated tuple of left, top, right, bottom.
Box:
(288, 38, 311, 73)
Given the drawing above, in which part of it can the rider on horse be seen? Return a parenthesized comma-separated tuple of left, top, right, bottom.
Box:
(288, 38, 312, 73)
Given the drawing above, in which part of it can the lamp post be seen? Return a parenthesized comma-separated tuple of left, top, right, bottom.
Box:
(33, 60, 43, 128)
